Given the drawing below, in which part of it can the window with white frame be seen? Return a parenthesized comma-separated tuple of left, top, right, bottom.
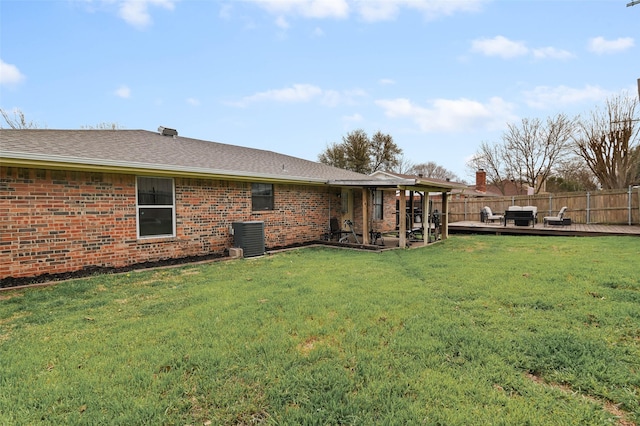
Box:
(373, 189, 384, 220)
(136, 177, 175, 238)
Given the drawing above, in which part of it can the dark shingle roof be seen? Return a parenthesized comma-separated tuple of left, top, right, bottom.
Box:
(0, 129, 370, 183)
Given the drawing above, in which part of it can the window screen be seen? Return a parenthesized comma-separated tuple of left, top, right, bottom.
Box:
(252, 183, 274, 211)
(137, 177, 175, 237)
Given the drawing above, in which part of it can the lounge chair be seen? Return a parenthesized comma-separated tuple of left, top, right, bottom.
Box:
(482, 206, 504, 224)
(543, 207, 569, 226)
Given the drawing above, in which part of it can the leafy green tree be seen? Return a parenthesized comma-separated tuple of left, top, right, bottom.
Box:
(370, 131, 402, 172)
(318, 129, 402, 174)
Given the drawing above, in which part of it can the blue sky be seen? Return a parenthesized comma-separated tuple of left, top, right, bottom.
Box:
(1, 0, 638, 180)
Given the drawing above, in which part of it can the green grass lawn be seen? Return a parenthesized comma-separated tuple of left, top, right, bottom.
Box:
(1, 235, 639, 425)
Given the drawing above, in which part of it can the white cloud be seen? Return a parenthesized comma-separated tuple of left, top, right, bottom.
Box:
(219, 4, 233, 20)
(232, 84, 322, 106)
(275, 16, 289, 29)
(588, 36, 634, 54)
(375, 96, 517, 132)
(343, 113, 363, 122)
(186, 97, 200, 106)
(321, 88, 366, 107)
(355, 1, 400, 22)
(247, 0, 350, 19)
(471, 36, 528, 59)
(378, 78, 396, 85)
(354, 0, 487, 22)
(471, 36, 575, 61)
(0, 59, 26, 87)
(312, 27, 325, 37)
(523, 85, 610, 109)
(532, 46, 574, 60)
(246, 0, 486, 22)
(231, 84, 366, 107)
(116, 0, 176, 29)
(114, 85, 131, 98)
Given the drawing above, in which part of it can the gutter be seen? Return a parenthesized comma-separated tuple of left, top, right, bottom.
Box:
(0, 151, 329, 185)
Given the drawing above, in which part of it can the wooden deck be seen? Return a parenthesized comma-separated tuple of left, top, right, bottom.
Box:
(449, 221, 640, 237)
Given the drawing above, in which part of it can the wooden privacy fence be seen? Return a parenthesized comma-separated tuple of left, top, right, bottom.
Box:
(432, 187, 640, 225)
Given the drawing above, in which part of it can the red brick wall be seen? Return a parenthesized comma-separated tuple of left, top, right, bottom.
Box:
(351, 189, 397, 235)
(379, 189, 399, 233)
(251, 184, 338, 248)
(1, 167, 338, 280)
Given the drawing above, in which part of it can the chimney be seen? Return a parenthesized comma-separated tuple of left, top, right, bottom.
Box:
(476, 169, 487, 193)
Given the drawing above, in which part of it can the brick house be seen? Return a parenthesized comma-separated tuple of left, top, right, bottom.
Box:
(1, 129, 456, 281)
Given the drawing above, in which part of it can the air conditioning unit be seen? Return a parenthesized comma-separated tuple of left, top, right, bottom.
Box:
(232, 221, 265, 257)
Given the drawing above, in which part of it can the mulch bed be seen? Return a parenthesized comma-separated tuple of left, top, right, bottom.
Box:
(0, 252, 225, 289)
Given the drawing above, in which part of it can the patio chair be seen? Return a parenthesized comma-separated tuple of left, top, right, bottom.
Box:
(325, 217, 347, 241)
(543, 206, 569, 226)
(483, 206, 504, 224)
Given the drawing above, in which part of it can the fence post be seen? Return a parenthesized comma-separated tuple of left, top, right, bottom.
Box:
(629, 186, 633, 226)
(586, 192, 590, 224)
(464, 197, 467, 221)
(549, 194, 553, 216)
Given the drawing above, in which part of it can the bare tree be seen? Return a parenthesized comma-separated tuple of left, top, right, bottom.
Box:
(80, 122, 124, 130)
(467, 141, 510, 194)
(0, 108, 39, 129)
(546, 157, 598, 192)
(573, 93, 640, 189)
(408, 161, 459, 181)
(393, 155, 416, 174)
(467, 114, 574, 194)
(502, 114, 575, 193)
(318, 129, 402, 174)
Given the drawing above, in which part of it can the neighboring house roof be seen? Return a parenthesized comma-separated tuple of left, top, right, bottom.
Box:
(488, 180, 532, 196)
(461, 187, 503, 197)
(0, 129, 371, 184)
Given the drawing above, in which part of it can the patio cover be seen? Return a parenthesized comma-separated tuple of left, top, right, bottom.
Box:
(328, 176, 464, 247)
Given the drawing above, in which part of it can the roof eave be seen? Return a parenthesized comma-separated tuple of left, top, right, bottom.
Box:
(328, 178, 458, 192)
(0, 152, 328, 185)
(328, 178, 415, 188)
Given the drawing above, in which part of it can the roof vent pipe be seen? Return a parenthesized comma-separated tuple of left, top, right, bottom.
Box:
(158, 126, 178, 137)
